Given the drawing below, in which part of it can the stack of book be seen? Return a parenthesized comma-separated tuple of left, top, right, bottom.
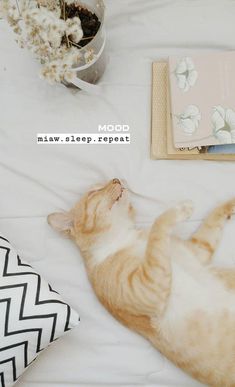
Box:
(151, 52, 235, 160)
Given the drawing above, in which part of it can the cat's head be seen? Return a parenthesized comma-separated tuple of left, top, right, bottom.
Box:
(48, 179, 135, 253)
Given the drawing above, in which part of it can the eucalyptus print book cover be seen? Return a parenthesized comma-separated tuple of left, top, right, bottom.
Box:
(169, 51, 235, 149)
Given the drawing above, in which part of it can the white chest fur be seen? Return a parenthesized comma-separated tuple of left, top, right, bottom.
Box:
(90, 226, 146, 266)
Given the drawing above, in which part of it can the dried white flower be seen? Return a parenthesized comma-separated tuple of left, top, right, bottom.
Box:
(23, 7, 66, 48)
(37, 0, 60, 12)
(0, 0, 10, 17)
(66, 16, 83, 43)
(3, 0, 83, 84)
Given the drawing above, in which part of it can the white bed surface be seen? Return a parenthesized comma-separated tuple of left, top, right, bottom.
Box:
(1, 1, 235, 386)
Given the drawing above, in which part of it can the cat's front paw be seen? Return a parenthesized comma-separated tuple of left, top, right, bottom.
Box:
(175, 200, 194, 221)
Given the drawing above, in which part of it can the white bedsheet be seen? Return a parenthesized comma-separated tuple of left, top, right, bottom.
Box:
(1, 1, 235, 386)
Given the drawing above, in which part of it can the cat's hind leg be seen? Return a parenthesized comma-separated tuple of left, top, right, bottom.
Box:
(210, 267, 235, 291)
(187, 199, 235, 265)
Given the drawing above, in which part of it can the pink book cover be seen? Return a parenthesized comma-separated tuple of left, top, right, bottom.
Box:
(169, 51, 235, 148)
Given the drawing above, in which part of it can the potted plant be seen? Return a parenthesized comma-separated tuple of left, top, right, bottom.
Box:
(1, 0, 106, 89)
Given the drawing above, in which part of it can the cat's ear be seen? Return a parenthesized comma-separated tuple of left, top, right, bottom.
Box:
(47, 212, 74, 236)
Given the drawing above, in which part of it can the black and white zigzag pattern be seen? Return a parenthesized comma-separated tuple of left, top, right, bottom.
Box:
(0, 235, 80, 387)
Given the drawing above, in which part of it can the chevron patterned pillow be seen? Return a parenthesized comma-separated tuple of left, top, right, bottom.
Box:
(0, 235, 80, 387)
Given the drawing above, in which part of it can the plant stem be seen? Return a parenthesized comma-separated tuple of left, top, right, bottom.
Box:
(63, 0, 65, 20)
(68, 39, 82, 49)
(64, 35, 70, 47)
(60, 0, 70, 47)
(81, 36, 96, 41)
(15, 0, 21, 16)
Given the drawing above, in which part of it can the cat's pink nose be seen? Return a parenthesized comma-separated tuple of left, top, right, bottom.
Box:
(112, 178, 121, 184)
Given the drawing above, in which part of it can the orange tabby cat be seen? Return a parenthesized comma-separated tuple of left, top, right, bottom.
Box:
(48, 178, 235, 387)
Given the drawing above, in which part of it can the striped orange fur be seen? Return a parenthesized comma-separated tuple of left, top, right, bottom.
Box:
(48, 179, 235, 387)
